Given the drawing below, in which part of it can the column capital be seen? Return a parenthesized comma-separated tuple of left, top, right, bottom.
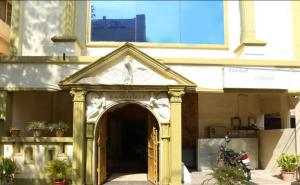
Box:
(168, 90, 185, 103)
(70, 89, 86, 102)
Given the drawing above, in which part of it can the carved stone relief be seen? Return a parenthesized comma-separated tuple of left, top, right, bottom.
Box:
(86, 91, 170, 123)
(86, 92, 106, 123)
(150, 92, 170, 122)
(78, 55, 177, 85)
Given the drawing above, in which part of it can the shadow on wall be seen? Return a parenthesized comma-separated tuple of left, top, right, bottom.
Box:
(259, 128, 297, 173)
(22, 1, 63, 56)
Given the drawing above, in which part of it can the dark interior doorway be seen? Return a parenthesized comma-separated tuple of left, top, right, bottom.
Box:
(264, 113, 281, 129)
(107, 104, 148, 174)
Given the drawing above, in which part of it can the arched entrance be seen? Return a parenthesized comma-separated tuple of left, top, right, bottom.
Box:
(96, 103, 159, 185)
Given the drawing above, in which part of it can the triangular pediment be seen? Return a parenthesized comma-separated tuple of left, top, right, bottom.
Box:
(59, 43, 195, 88)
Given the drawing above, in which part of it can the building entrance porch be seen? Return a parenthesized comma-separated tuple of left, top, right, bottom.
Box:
(58, 44, 195, 185)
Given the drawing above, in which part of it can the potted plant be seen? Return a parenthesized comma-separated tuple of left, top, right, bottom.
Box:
(48, 122, 69, 137)
(45, 159, 71, 185)
(0, 156, 17, 185)
(277, 153, 300, 181)
(10, 128, 21, 137)
(27, 121, 46, 137)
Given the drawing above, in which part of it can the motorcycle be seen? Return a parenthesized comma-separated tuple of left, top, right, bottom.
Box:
(216, 135, 252, 180)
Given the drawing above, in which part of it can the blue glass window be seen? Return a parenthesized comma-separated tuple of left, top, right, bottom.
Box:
(91, 1, 224, 45)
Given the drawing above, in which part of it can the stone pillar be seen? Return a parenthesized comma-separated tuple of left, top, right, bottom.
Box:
(62, 0, 75, 37)
(240, 1, 256, 42)
(161, 122, 170, 185)
(70, 89, 86, 185)
(292, 1, 300, 59)
(168, 89, 185, 185)
(51, 0, 80, 56)
(10, 1, 22, 55)
(280, 94, 290, 129)
(85, 122, 95, 185)
(295, 99, 300, 154)
(295, 98, 300, 181)
(235, 1, 266, 56)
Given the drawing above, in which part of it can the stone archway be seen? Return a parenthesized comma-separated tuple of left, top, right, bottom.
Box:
(88, 91, 169, 185)
(70, 88, 185, 185)
(94, 103, 160, 184)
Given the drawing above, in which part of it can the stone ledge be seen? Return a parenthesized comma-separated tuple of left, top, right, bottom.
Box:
(51, 35, 77, 42)
(234, 39, 267, 57)
(0, 137, 73, 143)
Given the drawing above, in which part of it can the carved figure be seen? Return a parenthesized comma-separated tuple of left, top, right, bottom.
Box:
(123, 55, 133, 84)
(86, 93, 105, 122)
(150, 93, 170, 121)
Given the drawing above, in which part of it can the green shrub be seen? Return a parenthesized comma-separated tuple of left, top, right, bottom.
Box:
(0, 157, 17, 184)
(45, 159, 71, 180)
(211, 166, 249, 185)
(277, 153, 300, 172)
(27, 121, 46, 131)
(48, 122, 69, 132)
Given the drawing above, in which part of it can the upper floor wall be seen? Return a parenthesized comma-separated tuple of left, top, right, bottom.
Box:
(10, 1, 300, 62)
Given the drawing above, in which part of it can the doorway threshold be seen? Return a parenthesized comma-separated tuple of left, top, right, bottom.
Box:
(107, 173, 147, 182)
(103, 181, 152, 185)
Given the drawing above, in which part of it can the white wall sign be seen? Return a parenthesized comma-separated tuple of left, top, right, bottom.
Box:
(223, 67, 289, 89)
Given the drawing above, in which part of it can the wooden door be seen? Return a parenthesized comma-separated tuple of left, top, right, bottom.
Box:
(147, 113, 158, 184)
(97, 114, 107, 185)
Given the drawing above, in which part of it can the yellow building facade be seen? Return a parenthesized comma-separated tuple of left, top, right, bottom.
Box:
(1, 1, 300, 185)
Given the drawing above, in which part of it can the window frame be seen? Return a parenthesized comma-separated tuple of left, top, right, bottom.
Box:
(86, 0, 228, 49)
(0, 0, 12, 26)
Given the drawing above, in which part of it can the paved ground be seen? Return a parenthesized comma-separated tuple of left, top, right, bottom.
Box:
(102, 170, 300, 185)
(188, 170, 300, 185)
(104, 173, 151, 185)
(103, 182, 152, 185)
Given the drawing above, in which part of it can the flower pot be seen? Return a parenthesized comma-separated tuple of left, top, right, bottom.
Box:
(54, 129, 64, 137)
(10, 129, 21, 137)
(32, 129, 42, 137)
(281, 171, 295, 182)
(54, 179, 64, 185)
